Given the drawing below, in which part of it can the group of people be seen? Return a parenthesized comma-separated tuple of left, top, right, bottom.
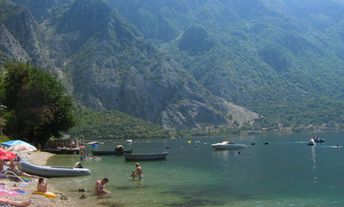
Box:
(0, 159, 49, 207)
(1, 158, 145, 205)
(130, 163, 143, 179)
(95, 163, 143, 196)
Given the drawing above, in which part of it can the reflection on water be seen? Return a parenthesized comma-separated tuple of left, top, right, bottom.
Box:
(310, 146, 317, 184)
(212, 150, 230, 161)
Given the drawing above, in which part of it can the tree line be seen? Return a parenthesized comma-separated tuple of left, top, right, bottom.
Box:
(0, 62, 75, 146)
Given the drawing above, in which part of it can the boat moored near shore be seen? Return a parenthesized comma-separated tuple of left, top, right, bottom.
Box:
(19, 161, 91, 177)
(124, 152, 168, 161)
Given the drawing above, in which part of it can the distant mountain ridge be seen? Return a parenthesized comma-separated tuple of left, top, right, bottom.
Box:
(1, 0, 344, 129)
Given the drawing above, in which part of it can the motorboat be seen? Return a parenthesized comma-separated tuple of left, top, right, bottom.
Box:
(19, 161, 91, 177)
(313, 137, 325, 143)
(124, 152, 168, 161)
(308, 139, 316, 146)
(86, 141, 99, 145)
(211, 141, 247, 150)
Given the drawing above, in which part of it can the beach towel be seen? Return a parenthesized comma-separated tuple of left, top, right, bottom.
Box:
(0, 188, 20, 196)
(14, 189, 26, 195)
(0, 173, 6, 179)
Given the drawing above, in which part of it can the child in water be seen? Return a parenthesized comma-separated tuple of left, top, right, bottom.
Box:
(130, 171, 136, 179)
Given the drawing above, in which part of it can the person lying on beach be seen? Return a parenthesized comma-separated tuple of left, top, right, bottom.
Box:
(0, 198, 31, 207)
(95, 178, 110, 195)
(37, 177, 48, 193)
(0, 160, 24, 181)
(9, 160, 39, 178)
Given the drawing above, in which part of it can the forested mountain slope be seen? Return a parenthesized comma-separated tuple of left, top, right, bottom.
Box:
(110, 0, 344, 125)
(1, 0, 344, 130)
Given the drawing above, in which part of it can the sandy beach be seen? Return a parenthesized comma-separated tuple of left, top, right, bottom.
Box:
(1, 151, 75, 207)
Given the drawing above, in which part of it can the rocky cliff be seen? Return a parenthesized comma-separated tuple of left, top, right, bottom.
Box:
(0, 0, 259, 129)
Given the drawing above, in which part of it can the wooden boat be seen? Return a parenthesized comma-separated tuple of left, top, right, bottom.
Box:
(211, 141, 247, 150)
(92, 149, 132, 155)
(124, 152, 168, 161)
(19, 161, 91, 177)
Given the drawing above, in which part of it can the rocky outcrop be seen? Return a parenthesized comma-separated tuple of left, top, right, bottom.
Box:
(0, 23, 30, 62)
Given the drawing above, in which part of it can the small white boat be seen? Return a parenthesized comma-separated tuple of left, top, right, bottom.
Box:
(307, 139, 316, 146)
(19, 161, 91, 177)
(87, 141, 99, 145)
(211, 141, 247, 150)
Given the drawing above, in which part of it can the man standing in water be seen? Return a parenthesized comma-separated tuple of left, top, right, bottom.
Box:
(95, 178, 110, 195)
(135, 163, 143, 178)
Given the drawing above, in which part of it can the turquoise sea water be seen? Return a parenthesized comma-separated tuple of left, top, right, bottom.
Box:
(47, 132, 344, 207)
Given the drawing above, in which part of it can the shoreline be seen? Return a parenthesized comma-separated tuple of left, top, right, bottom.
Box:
(1, 151, 76, 207)
(28, 151, 76, 207)
(26, 151, 54, 166)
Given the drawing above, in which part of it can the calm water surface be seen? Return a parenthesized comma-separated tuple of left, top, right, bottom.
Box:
(47, 132, 344, 207)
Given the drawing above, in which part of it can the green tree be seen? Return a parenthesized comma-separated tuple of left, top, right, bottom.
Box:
(0, 62, 75, 146)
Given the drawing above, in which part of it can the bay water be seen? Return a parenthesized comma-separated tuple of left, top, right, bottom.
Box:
(47, 132, 344, 207)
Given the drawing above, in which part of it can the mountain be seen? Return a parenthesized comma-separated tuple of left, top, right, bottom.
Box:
(1, 0, 344, 130)
(0, 0, 258, 130)
(0, 0, 50, 67)
(109, 0, 344, 125)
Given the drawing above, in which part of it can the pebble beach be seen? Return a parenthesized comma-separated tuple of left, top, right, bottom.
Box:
(1, 151, 75, 207)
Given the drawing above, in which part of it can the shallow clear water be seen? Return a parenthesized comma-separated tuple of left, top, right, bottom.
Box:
(47, 132, 344, 207)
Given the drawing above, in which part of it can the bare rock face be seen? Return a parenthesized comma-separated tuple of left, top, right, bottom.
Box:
(0, 23, 30, 62)
(0, 0, 261, 129)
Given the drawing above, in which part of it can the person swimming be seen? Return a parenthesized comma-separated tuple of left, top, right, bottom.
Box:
(130, 171, 136, 179)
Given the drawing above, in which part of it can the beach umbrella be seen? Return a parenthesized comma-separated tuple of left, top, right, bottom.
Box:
(8, 144, 36, 152)
(1, 140, 36, 151)
(0, 148, 16, 161)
